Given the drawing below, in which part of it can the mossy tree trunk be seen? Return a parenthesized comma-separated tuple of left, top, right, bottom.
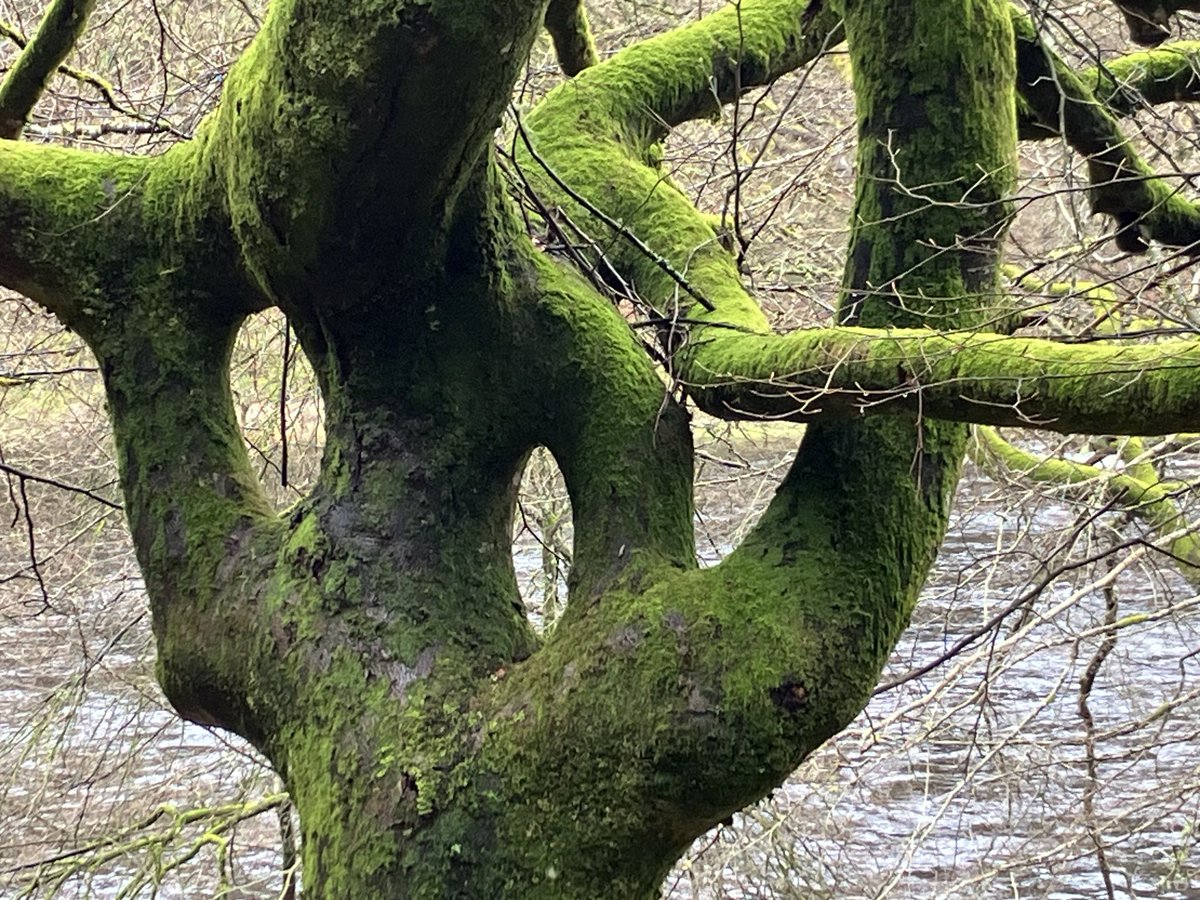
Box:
(3, 0, 1196, 896)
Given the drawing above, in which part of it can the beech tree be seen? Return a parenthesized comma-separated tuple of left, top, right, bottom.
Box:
(3, 0, 1200, 895)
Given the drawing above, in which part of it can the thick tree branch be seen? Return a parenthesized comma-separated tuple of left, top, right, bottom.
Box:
(97, 304, 280, 736)
(1085, 41, 1200, 113)
(0, 140, 264, 331)
(544, 0, 598, 76)
(1111, 0, 1200, 46)
(685, 326, 1200, 435)
(0, 141, 147, 323)
(523, 254, 697, 599)
(1013, 13, 1200, 252)
(0, 0, 95, 140)
(202, 0, 549, 309)
(552, 0, 843, 144)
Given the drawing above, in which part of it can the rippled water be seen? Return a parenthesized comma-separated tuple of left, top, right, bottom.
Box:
(3, 450, 1199, 898)
(668, 453, 1200, 899)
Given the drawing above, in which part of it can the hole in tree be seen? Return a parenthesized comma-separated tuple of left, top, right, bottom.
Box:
(693, 419, 806, 566)
(231, 309, 325, 507)
(513, 447, 572, 632)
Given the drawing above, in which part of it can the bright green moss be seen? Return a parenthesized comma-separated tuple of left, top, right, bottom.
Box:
(9, 0, 1167, 895)
(1084, 41, 1200, 111)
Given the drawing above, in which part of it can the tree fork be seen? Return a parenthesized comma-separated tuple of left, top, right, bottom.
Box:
(457, 3, 1023, 898)
(14, 0, 1200, 897)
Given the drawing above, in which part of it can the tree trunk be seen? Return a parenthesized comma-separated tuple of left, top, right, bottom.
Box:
(0, 0, 1019, 895)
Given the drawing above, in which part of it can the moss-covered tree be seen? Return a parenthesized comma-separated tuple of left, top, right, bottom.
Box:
(3, 0, 1200, 895)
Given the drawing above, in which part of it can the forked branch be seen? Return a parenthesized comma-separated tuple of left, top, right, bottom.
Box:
(1013, 12, 1200, 253)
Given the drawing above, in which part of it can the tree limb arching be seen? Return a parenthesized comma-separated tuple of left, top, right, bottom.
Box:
(5, 0, 1200, 892)
(1110, 0, 1200, 46)
(1013, 11, 1200, 253)
(974, 427, 1200, 580)
(0, 0, 95, 140)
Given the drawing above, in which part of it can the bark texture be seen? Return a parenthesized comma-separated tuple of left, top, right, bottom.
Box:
(0, 0, 1197, 897)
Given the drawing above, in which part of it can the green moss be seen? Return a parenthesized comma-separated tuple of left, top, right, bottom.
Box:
(508, 6, 1021, 888)
(1083, 41, 1200, 112)
(0, 142, 145, 325)
(0, 0, 1081, 896)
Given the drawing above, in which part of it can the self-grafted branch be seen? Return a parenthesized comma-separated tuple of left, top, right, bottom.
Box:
(497, 6, 1018, 889)
(544, 0, 598, 76)
(0, 0, 95, 139)
(522, 254, 697, 598)
(1113, 0, 1200, 45)
(99, 304, 279, 735)
(201, 0, 550, 310)
(1013, 13, 1200, 252)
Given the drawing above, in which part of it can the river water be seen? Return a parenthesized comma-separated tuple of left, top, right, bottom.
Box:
(2, 434, 1200, 898)
(669, 434, 1200, 899)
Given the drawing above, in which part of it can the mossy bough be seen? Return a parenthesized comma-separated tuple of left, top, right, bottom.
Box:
(5, 0, 1200, 896)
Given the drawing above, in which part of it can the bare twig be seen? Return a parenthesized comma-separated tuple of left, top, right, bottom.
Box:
(1076, 577, 1120, 900)
(0, 460, 121, 510)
